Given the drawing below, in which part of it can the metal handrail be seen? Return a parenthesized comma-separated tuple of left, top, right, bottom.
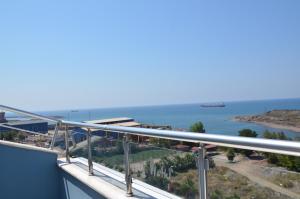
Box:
(1, 104, 300, 156)
(0, 123, 51, 137)
(0, 105, 60, 123)
(61, 120, 300, 156)
(2, 104, 300, 199)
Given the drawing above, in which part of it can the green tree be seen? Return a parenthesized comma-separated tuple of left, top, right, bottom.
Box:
(1, 131, 18, 141)
(263, 130, 288, 140)
(190, 121, 205, 133)
(262, 131, 300, 172)
(226, 148, 236, 162)
(238, 129, 257, 137)
(18, 133, 26, 141)
(238, 129, 257, 157)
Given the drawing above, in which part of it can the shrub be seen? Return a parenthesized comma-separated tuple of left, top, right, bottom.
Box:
(238, 129, 257, 157)
(178, 178, 197, 198)
(145, 176, 169, 190)
(263, 131, 300, 172)
(239, 129, 257, 137)
(226, 148, 236, 162)
(210, 189, 223, 199)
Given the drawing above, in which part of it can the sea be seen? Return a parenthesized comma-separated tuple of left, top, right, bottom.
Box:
(35, 98, 300, 138)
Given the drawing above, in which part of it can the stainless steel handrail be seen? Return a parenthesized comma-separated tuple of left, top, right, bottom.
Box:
(0, 123, 51, 137)
(61, 120, 300, 156)
(1, 105, 300, 156)
(0, 105, 60, 123)
(2, 104, 300, 199)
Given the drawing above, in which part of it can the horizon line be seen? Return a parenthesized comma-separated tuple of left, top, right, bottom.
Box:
(31, 96, 300, 113)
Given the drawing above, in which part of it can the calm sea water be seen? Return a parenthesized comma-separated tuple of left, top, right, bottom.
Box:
(39, 98, 300, 138)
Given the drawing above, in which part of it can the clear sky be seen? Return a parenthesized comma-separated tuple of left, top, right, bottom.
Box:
(1, 1, 300, 111)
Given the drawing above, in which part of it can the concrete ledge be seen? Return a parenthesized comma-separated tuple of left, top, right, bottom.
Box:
(58, 157, 182, 199)
(0, 140, 58, 154)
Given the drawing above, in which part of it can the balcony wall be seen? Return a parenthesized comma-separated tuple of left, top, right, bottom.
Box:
(0, 140, 61, 199)
(0, 140, 106, 199)
(60, 170, 105, 199)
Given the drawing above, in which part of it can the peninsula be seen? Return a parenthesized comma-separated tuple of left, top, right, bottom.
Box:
(234, 110, 300, 132)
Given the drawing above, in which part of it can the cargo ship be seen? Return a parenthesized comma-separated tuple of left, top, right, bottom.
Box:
(200, 102, 225, 108)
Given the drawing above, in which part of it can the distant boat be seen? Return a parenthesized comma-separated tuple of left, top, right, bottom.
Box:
(200, 102, 225, 108)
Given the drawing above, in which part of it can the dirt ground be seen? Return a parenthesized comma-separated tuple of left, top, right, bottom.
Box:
(213, 154, 300, 199)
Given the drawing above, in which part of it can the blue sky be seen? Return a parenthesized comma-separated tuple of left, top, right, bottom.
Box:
(1, 1, 300, 111)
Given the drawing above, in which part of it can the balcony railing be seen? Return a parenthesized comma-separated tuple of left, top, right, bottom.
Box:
(1, 104, 300, 199)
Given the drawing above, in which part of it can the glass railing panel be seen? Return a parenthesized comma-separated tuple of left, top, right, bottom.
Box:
(70, 130, 126, 172)
(91, 132, 125, 171)
(128, 137, 197, 198)
(68, 126, 88, 159)
(125, 138, 300, 199)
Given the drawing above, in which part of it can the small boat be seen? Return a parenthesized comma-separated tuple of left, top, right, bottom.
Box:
(200, 102, 225, 108)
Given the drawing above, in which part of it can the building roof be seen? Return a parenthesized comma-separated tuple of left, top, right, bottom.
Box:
(84, 122, 140, 132)
(175, 144, 190, 149)
(84, 117, 134, 124)
(4, 120, 48, 126)
(111, 121, 140, 127)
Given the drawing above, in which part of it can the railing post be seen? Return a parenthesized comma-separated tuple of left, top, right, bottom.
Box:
(50, 122, 59, 150)
(197, 143, 208, 199)
(87, 128, 94, 175)
(65, 125, 70, 163)
(123, 134, 133, 197)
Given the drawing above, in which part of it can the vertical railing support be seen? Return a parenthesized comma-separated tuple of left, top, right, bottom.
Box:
(87, 128, 94, 175)
(65, 125, 70, 163)
(123, 134, 133, 197)
(197, 143, 208, 199)
(50, 122, 59, 150)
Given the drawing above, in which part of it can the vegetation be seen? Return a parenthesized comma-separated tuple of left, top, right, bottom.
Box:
(145, 176, 169, 190)
(235, 129, 300, 172)
(238, 129, 257, 157)
(171, 166, 291, 199)
(148, 121, 206, 149)
(0, 131, 26, 141)
(148, 137, 172, 148)
(270, 172, 300, 190)
(211, 190, 240, 199)
(262, 131, 300, 172)
(18, 133, 26, 141)
(238, 128, 257, 137)
(143, 152, 218, 198)
(98, 148, 173, 168)
(71, 141, 175, 169)
(190, 121, 205, 133)
(144, 153, 197, 178)
(143, 153, 199, 194)
(226, 148, 236, 162)
(172, 174, 197, 198)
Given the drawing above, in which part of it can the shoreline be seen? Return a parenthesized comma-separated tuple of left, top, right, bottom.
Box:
(234, 118, 300, 133)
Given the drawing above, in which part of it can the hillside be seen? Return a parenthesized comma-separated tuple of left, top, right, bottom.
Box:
(234, 110, 300, 132)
